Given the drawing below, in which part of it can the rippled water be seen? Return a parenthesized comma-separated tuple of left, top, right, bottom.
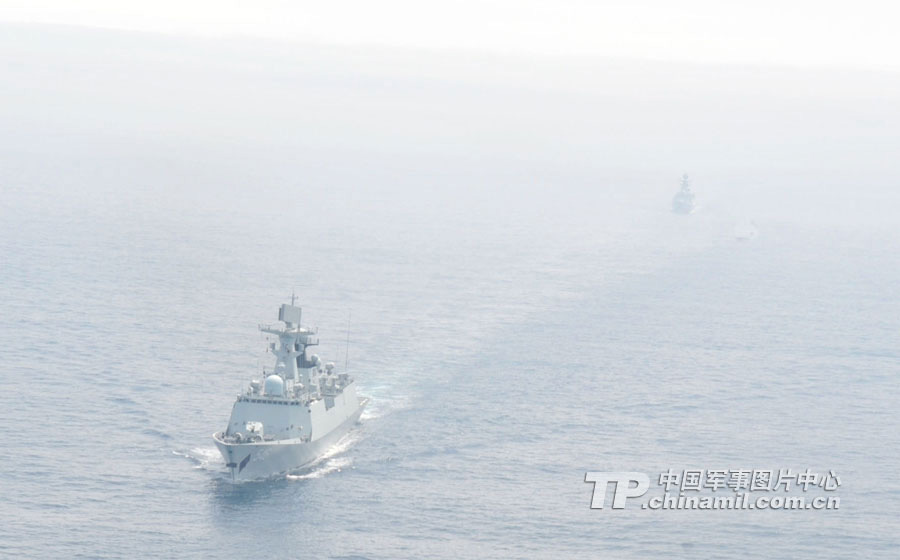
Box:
(1, 175, 898, 559)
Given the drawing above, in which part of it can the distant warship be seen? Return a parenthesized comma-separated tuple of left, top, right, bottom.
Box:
(734, 221, 759, 241)
(672, 174, 696, 214)
(213, 300, 367, 481)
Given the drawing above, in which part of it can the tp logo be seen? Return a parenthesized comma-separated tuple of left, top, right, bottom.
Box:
(585, 472, 650, 509)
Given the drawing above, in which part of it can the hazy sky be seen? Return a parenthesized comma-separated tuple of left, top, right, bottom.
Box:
(2, 0, 898, 70)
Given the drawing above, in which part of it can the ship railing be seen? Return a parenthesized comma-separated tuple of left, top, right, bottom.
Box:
(258, 323, 319, 334)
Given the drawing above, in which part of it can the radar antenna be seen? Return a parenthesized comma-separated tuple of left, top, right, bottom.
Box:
(344, 310, 351, 372)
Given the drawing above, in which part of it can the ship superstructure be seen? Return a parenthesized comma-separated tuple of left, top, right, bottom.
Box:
(213, 301, 367, 480)
(672, 173, 697, 214)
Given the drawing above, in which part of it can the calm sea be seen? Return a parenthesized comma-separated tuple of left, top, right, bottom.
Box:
(1, 169, 898, 558)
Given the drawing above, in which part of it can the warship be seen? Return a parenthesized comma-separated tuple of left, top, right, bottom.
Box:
(672, 173, 697, 214)
(213, 300, 367, 481)
(734, 221, 759, 241)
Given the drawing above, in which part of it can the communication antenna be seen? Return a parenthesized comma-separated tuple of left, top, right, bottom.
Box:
(344, 310, 351, 372)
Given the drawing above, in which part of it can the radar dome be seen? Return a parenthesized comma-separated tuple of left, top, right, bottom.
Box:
(264, 374, 284, 396)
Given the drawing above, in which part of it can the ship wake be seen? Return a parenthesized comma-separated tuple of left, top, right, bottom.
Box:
(173, 446, 224, 471)
(285, 429, 363, 481)
(359, 388, 409, 421)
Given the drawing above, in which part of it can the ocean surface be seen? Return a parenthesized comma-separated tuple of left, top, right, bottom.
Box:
(1, 169, 898, 559)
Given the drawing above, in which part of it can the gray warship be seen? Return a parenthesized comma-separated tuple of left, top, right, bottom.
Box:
(213, 300, 367, 481)
(672, 173, 697, 214)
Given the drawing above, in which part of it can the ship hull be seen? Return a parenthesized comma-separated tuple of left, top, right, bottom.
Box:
(213, 398, 368, 481)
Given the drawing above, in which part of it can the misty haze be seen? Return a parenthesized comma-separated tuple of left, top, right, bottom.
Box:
(1, 18, 898, 559)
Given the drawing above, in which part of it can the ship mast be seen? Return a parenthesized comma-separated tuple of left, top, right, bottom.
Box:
(259, 303, 320, 399)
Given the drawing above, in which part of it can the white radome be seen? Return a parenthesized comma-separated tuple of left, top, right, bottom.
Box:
(213, 301, 368, 481)
(263, 374, 284, 396)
